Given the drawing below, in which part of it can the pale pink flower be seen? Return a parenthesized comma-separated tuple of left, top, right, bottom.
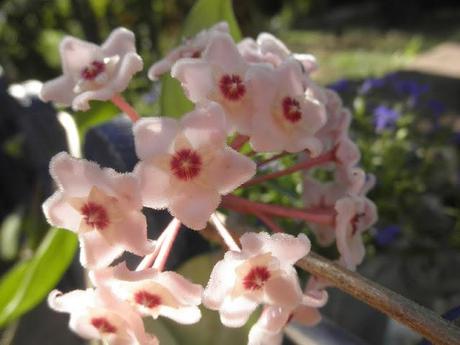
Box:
(315, 89, 352, 148)
(90, 262, 203, 324)
(133, 102, 256, 230)
(40, 27, 143, 111)
(172, 32, 268, 134)
(148, 22, 229, 80)
(48, 288, 158, 345)
(303, 168, 373, 247)
(249, 59, 326, 154)
(238, 33, 318, 74)
(42, 152, 154, 268)
(203, 232, 313, 328)
(335, 195, 377, 270)
(247, 286, 328, 345)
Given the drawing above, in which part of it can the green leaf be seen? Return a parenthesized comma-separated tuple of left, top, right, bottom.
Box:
(159, 0, 242, 117)
(183, 0, 242, 41)
(0, 229, 78, 327)
(0, 209, 22, 261)
(159, 74, 194, 118)
(73, 101, 118, 139)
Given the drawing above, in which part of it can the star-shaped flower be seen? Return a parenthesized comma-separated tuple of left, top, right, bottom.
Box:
(48, 288, 158, 345)
(43, 152, 154, 268)
(90, 262, 203, 324)
(148, 22, 229, 80)
(40, 27, 143, 111)
(249, 59, 326, 154)
(133, 102, 256, 230)
(172, 32, 267, 135)
(203, 232, 318, 328)
(238, 33, 318, 74)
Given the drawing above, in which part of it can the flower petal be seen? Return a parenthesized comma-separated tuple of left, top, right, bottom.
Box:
(134, 161, 171, 209)
(181, 102, 227, 148)
(219, 296, 258, 327)
(266, 233, 310, 265)
(264, 275, 302, 309)
(160, 305, 201, 324)
(171, 59, 214, 103)
(168, 184, 221, 230)
(101, 27, 137, 57)
(60, 36, 102, 78)
(42, 192, 81, 231)
(133, 117, 179, 160)
(40, 75, 75, 105)
(79, 231, 124, 268)
(203, 258, 237, 310)
(156, 271, 203, 306)
(205, 147, 256, 195)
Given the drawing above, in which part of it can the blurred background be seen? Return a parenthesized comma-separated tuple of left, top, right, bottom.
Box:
(0, 0, 460, 344)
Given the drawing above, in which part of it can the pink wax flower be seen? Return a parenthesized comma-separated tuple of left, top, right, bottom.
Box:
(335, 195, 377, 270)
(40, 27, 143, 111)
(315, 89, 352, 148)
(48, 288, 158, 345)
(42, 152, 154, 268)
(249, 59, 326, 154)
(148, 21, 229, 80)
(238, 33, 318, 74)
(303, 168, 376, 255)
(90, 262, 203, 324)
(202, 232, 323, 328)
(133, 102, 256, 230)
(172, 32, 268, 135)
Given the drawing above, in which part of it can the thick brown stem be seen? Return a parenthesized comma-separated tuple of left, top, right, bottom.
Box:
(297, 253, 460, 345)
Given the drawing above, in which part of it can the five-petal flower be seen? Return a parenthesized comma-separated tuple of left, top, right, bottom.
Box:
(43, 152, 154, 268)
(90, 262, 203, 324)
(48, 288, 158, 345)
(133, 102, 256, 230)
(40, 27, 143, 111)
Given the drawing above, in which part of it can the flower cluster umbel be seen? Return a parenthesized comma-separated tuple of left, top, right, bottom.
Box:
(40, 23, 377, 345)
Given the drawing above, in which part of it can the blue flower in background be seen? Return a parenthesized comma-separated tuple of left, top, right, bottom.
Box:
(328, 78, 350, 93)
(393, 79, 429, 105)
(373, 105, 400, 132)
(359, 77, 386, 94)
(375, 225, 401, 246)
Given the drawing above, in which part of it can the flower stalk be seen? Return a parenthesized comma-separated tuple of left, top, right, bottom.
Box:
(296, 252, 460, 345)
(243, 149, 335, 188)
(111, 94, 141, 122)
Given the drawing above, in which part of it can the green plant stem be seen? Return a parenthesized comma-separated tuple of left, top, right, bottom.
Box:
(296, 252, 460, 345)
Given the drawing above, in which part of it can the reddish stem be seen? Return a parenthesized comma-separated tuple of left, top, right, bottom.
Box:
(152, 218, 181, 271)
(243, 150, 335, 188)
(111, 94, 141, 122)
(252, 210, 283, 233)
(231, 134, 249, 151)
(136, 218, 178, 271)
(222, 195, 335, 225)
(257, 152, 289, 168)
(210, 213, 241, 251)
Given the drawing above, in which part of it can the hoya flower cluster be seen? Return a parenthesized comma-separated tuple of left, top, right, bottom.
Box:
(39, 22, 377, 345)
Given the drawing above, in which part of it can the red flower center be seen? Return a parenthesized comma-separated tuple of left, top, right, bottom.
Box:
(80, 202, 109, 230)
(81, 60, 105, 81)
(351, 212, 365, 236)
(282, 97, 302, 123)
(91, 317, 117, 334)
(134, 290, 162, 309)
(219, 74, 246, 101)
(170, 149, 202, 181)
(243, 266, 271, 291)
